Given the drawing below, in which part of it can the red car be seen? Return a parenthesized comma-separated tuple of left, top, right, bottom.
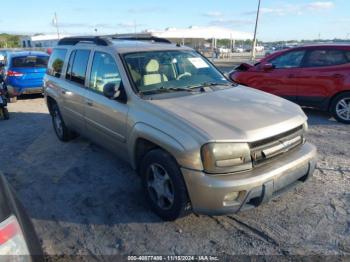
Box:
(230, 45, 350, 124)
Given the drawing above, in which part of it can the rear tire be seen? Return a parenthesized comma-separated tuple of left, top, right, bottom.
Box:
(140, 149, 191, 221)
(51, 103, 77, 142)
(330, 92, 350, 124)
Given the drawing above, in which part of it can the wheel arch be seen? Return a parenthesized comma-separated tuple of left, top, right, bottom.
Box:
(46, 95, 56, 115)
(128, 123, 187, 172)
(328, 90, 350, 111)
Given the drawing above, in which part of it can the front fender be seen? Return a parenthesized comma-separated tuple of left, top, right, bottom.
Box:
(128, 122, 203, 171)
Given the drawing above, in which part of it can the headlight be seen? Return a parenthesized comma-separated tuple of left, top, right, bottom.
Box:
(201, 143, 252, 174)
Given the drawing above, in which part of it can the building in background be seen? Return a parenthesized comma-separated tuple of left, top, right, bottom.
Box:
(118, 26, 254, 58)
(20, 34, 70, 48)
(19, 26, 255, 57)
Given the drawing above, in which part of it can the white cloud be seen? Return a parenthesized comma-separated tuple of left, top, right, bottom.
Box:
(243, 1, 334, 16)
(127, 7, 165, 13)
(209, 18, 253, 27)
(117, 22, 145, 28)
(305, 1, 335, 10)
(202, 11, 223, 17)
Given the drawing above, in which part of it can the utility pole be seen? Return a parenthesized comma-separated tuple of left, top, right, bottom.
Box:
(251, 0, 261, 61)
(53, 12, 60, 40)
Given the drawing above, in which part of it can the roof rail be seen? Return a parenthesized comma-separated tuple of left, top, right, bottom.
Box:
(57, 36, 112, 46)
(112, 36, 172, 44)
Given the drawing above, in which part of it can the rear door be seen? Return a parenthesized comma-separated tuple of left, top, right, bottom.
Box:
(296, 48, 350, 108)
(9, 55, 48, 88)
(84, 51, 129, 160)
(59, 49, 91, 132)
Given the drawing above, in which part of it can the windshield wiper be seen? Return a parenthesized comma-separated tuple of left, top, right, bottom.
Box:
(200, 82, 233, 87)
(140, 86, 196, 95)
(183, 82, 233, 92)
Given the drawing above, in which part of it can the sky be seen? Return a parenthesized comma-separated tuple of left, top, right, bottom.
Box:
(0, 0, 349, 41)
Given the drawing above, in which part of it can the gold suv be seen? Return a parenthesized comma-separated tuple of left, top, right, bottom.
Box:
(44, 36, 317, 221)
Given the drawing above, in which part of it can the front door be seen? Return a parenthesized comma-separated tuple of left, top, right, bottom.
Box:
(84, 51, 129, 159)
(258, 49, 307, 102)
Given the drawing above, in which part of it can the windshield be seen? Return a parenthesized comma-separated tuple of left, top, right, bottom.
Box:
(124, 50, 230, 94)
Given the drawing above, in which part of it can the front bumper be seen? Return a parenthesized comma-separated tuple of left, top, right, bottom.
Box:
(7, 85, 43, 97)
(181, 142, 317, 215)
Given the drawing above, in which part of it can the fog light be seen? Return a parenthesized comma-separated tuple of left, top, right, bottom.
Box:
(224, 192, 239, 202)
(223, 191, 246, 206)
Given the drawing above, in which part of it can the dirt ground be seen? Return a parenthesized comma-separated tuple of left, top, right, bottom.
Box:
(0, 94, 349, 259)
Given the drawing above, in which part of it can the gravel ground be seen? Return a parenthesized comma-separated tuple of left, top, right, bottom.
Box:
(0, 95, 349, 259)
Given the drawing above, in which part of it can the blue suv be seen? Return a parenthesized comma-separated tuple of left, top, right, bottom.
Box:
(2, 51, 49, 102)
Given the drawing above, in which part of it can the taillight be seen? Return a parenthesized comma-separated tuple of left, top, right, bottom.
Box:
(7, 70, 23, 77)
(0, 215, 30, 256)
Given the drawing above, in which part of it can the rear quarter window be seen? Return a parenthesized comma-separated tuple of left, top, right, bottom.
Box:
(47, 49, 67, 78)
(11, 55, 48, 68)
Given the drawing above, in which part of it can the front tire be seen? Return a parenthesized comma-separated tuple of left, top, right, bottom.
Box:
(330, 92, 350, 124)
(51, 103, 77, 141)
(140, 149, 190, 221)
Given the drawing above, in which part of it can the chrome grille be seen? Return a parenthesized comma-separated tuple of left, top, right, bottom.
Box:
(249, 125, 304, 166)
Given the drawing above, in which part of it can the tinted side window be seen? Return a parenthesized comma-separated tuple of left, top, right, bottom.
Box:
(48, 49, 67, 78)
(269, 50, 305, 69)
(66, 51, 76, 81)
(304, 49, 348, 67)
(66, 50, 90, 85)
(89, 52, 121, 93)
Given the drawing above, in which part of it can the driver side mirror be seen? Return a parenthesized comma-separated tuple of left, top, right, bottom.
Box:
(103, 82, 126, 102)
(262, 63, 274, 71)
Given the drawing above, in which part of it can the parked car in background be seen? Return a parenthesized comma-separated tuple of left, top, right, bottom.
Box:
(233, 47, 244, 53)
(230, 45, 350, 124)
(0, 173, 43, 259)
(45, 36, 316, 221)
(2, 51, 49, 102)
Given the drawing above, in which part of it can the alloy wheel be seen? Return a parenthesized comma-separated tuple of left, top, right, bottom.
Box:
(53, 108, 64, 138)
(146, 163, 175, 210)
(335, 98, 350, 121)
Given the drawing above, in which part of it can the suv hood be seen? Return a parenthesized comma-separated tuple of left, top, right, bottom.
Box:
(149, 85, 307, 142)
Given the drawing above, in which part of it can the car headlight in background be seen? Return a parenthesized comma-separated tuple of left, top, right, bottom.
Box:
(201, 143, 252, 174)
(0, 215, 30, 257)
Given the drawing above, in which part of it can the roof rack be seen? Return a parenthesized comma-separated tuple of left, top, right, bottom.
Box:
(57, 36, 112, 46)
(111, 35, 172, 44)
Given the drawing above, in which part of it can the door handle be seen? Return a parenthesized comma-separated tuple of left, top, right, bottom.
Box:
(86, 99, 94, 106)
(288, 74, 295, 78)
(61, 89, 73, 95)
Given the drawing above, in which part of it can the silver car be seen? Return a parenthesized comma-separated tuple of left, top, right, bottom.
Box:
(44, 36, 317, 221)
